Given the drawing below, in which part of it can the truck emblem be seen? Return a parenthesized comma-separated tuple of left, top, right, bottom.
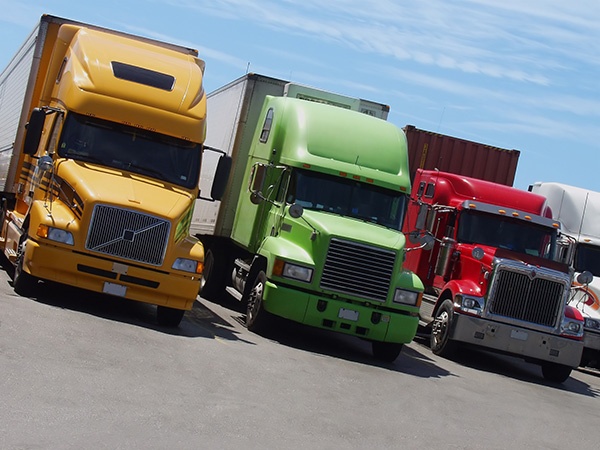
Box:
(528, 269, 537, 280)
(123, 229, 135, 242)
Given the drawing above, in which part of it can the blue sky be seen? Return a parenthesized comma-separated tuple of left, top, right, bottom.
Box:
(1, 0, 598, 191)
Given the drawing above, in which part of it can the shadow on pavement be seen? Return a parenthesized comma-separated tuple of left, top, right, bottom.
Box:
(6, 275, 246, 342)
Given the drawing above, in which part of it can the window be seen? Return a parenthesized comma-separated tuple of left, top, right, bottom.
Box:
(259, 108, 274, 143)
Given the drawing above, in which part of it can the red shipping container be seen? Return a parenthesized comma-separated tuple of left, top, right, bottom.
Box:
(403, 125, 520, 186)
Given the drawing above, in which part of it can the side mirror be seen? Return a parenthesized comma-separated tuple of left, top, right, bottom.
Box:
(210, 155, 232, 201)
(37, 155, 53, 172)
(23, 108, 46, 155)
(405, 231, 435, 253)
(289, 203, 303, 218)
(415, 203, 429, 230)
(249, 163, 267, 195)
(577, 271, 593, 286)
(421, 234, 435, 251)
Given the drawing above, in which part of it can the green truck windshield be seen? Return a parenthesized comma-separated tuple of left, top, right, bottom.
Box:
(57, 112, 201, 189)
(286, 168, 408, 230)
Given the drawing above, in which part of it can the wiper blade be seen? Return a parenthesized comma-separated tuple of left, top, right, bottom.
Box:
(125, 163, 165, 179)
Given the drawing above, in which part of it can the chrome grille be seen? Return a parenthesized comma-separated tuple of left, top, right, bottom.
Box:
(320, 238, 396, 302)
(86, 205, 170, 266)
(487, 264, 566, 328)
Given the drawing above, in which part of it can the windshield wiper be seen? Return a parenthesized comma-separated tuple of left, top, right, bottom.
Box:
(125, 163, 165, 180)
(67, 153, 104, 165)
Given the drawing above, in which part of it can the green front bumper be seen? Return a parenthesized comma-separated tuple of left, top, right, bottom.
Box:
(262, 279, 419, 344)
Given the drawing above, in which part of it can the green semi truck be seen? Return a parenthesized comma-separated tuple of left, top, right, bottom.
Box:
(192, 73, 423, 361)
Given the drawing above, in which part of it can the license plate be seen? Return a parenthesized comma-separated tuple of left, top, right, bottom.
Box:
(103, 282, 127, 297)
(338, 308, 359, 321)
(510, 329, 528, 341)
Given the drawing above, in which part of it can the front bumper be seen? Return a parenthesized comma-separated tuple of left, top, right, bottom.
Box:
(451, 313, 583, 368)
(23, 238, 200, 310)
(262, 279, 419, 344)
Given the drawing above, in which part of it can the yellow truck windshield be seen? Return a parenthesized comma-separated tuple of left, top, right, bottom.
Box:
(57, 112, 201, 189)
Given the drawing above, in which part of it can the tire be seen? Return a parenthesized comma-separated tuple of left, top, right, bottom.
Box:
(372, 342, 403, 362)
(199, 249, 227, 302)
(430, 299, 459, 358)
(245, 271, 271, 333)
(156, 306, 185, 327)
(541, 362, 572, 383)
(13, 235, 39, 297)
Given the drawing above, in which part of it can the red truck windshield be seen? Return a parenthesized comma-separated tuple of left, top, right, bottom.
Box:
(57, 112, 201, 189)
(457, 210, 557, 259)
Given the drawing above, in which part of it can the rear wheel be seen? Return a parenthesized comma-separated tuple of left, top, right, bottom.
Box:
(541, 362, 572, 383)
(157, 306, 185, 327)
(245, 271, 272, 333)
(13, 234, 39, 297)
(372, 342, 403, 362)
(430, 299, 459, 358)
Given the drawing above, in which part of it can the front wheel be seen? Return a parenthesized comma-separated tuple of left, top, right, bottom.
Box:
(430, 299, 458, 358)
(13, 235, 39, 297)
(372, 342, 403, 362)
(541, 362, 572, 383)
(157, 306, 185, 327)
(199, 249, 227, 302)
(245, 271, 272, 334)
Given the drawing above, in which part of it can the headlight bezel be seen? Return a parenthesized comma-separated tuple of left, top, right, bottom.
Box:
(281, 262, 314, 283)
(37, 224, 74, 245)
(172, 257, 203, 274)
(393, 288, 421, 306)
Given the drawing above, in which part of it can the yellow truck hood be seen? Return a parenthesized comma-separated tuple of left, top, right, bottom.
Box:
(54, 159, 194, 218)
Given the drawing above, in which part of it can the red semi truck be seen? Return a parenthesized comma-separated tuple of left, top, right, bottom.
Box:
(404, 169, 586, 382)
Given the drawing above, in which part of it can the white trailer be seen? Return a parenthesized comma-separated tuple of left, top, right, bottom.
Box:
(530, 181, 600, 368)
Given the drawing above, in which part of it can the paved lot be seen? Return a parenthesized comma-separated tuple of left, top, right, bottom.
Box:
(1, 269, 599, 449)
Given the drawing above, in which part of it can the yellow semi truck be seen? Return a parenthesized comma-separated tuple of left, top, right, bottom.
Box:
(0, 15, 229, 326)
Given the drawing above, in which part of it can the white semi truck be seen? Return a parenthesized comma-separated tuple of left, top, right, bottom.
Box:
(530, 182, 600, 368)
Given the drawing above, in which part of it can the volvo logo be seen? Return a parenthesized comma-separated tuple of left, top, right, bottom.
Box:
(123, 229, 135, 242)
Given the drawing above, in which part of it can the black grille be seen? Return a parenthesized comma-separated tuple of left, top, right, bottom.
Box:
(85, 205, 170, 266)
(488, 267, 565, 327)
(320, 238, 396, 302)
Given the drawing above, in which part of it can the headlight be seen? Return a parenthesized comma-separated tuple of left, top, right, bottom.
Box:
(393, 289, 420, 306)
(456, 294, 484, 316)
(172, 258, 202, 274)
(584, 317, 600, 331)
(282, 262, 313, 283)
(561, 305, 585, 339)
(37, 224, 74, 245)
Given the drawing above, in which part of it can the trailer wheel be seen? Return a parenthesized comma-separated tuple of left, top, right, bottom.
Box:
(13, 235, 39, 297)
(541, 362, 572, 383)
(245, 270, 271, 334)
(199, 249, 227, 302)
(372, 342, 403, 362)
(156, 306, 185, 327)
(430, 299, 458, 358)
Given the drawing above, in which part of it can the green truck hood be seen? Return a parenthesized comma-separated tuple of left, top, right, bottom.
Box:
(302, 209, 406, 250)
